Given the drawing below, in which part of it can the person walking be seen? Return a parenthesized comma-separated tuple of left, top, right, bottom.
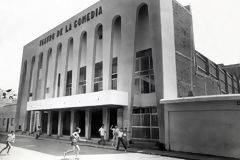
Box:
(63, 127, 85, 159)
(116, 127, 127, 152)
(35, 126, 41, 139)
(0, 131, 15, 155)
(110, 125, 119, 148)
(98, 124, 106, 145)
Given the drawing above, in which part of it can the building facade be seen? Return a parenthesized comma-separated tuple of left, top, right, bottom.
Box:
(0, 99, 17, 132)
(16, 0, 240, 144)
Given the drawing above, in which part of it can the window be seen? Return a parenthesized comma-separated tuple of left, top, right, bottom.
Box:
(233, 77, 239, 93)
(134, 48, 155, 94)
(209, 62, 218, 79)
(132, 107, 159, 140)
(94, 62, 103, 92)
(219, 69, 227, 94)
(3, 118, 6, 126)
(97, 25, 103, 40)
(57, 73, 61, 87)
(39, 53, 43, 69)
(111, 57, 118, 90)
(11, 118, 14, 126)
(79, 66, 86, 94)
(196, 53, 208, 74)
(56, 73, 61, 97)
(66, 70, 72, 96)
(227, 74, 233, 94)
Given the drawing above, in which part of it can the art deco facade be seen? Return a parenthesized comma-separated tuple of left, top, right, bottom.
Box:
(16, 0, 240, 143)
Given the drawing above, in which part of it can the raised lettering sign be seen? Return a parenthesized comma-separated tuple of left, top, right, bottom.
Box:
(39, 6, 103, 47)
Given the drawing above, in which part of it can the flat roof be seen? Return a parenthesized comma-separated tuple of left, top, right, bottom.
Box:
(160, 94, 240, 104)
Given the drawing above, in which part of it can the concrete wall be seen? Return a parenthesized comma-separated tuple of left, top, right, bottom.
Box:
(172, 1, 238, 97)
(173, 1, 193, 97)
(162, 94, 240, 159)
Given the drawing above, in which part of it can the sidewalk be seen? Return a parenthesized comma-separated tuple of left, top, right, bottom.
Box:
(0, 132, 237, 160)
(0, 142, 181, 160)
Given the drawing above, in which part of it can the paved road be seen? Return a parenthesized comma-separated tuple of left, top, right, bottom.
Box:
(0, 135, 183, 160)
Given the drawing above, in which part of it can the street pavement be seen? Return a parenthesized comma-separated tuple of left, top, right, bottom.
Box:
(0, 135, 183, 160)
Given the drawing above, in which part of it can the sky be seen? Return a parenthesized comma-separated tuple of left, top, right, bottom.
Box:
(0, 0, 239, 92)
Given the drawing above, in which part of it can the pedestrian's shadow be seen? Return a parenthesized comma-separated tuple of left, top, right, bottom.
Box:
(0, 153, 8, 157)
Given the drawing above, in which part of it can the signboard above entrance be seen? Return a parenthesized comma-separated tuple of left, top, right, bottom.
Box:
(39, 6, 103, 47)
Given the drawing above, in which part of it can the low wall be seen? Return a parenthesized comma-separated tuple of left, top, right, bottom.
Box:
(161, 94, 240, 159)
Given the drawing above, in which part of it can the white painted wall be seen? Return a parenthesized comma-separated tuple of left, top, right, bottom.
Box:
(162, 94, 240, 159)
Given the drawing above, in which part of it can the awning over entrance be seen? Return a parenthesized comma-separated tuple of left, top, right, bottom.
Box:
(27, 90, 128, 111)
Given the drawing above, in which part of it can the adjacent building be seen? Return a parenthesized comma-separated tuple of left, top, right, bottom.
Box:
(16, 0, 240, 144)
(0, 99, 17, 132)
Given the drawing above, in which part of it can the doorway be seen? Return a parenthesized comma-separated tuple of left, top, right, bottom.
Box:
(76, 110, 85, 137)
(51, 111, 59, 134)
(6, 118, 9, 132)
(91, 109, 102, 138)
(109, 108, 118, 139)
(26, 111, 31, 132)
(63, 111, 71, 135)
(41, 111, 48, 134)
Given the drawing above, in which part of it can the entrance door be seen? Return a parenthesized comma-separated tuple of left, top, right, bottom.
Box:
(51, 111, 59, 134)
(26, 111, 31, 132)
(6, 118, 9, 132)
(109, 108, 118, 139)
(63, 111, 71, 135)
(91, 109, 102, 138)
(41, 111, 48, 134)
(76, 111, 85, 137)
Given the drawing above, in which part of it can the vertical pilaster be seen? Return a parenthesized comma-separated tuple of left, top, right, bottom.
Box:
(41, 50, 48, 99)
(118, 13, 136, 141)
(34, 55, 41, 100)
(85, 108, 92, 139)
(60, 41, 68, 97)
(21, 59, 32, 132)
(149, 0, 177, 144)
(86, 28, 95, 93)
(159, 0, 177, 98)
(47, 111, 52, 135)
(29, 111, 34, 133)
(57, 110, 63, 137)
(102, 20, 112, 90)
(31, 56, 39, 101)
(52, 47, 58, 98)
(102, 108, 110, 140)
(117, 108, 123, 128)
(72, 36, 80, 95)
(49, 47, 57, 98)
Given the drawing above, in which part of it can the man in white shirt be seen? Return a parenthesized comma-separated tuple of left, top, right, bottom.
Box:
(98, 124, 106, 145)
(0, 131, 15, 155)
(116, 127, 127, 152)
(110, 125, 119, 148)
(64, 127, 86, 159)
